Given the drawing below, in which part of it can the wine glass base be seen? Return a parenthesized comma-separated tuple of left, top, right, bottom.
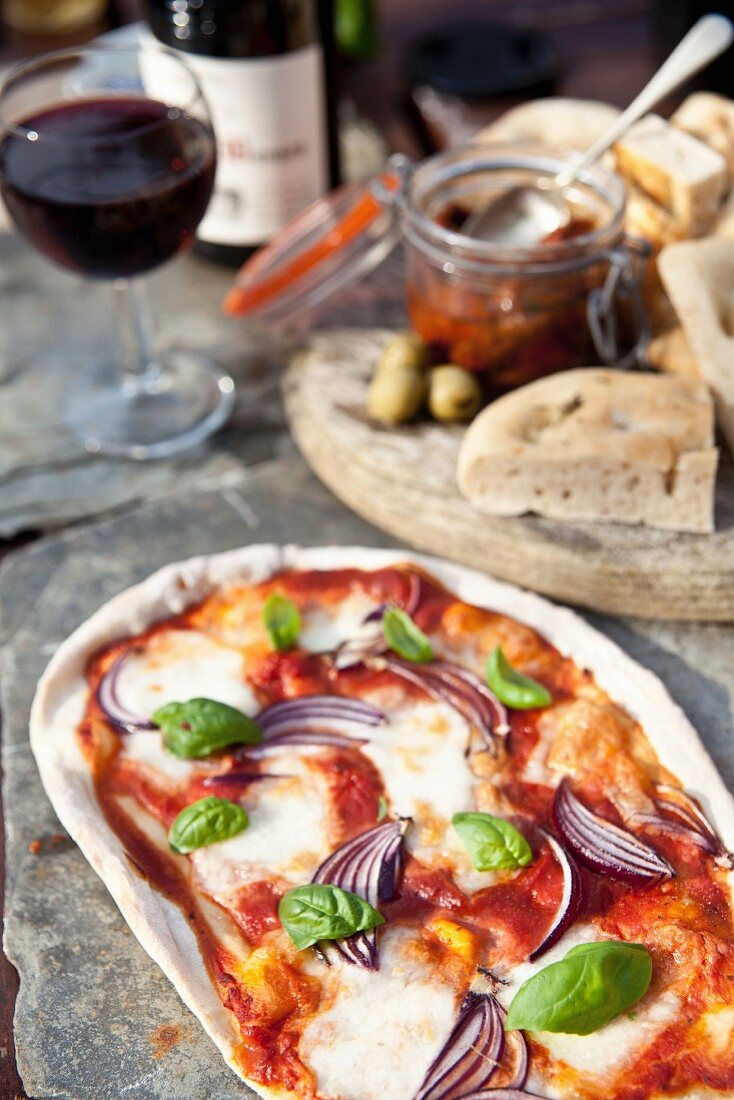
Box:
(66, 350, 236, 460)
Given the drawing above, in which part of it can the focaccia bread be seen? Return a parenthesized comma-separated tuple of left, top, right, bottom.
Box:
(457, 368, 717, 532)
(30, 545, 734, 1100)
(613, 115, 728, 237)
(671, 91, 734, 180)
(659, 236, 734, 457)
(645, 325, 700, 379)
(625, 181, 685, 247)
(473, 97, 620, 151)
(713, 187, 734, 239)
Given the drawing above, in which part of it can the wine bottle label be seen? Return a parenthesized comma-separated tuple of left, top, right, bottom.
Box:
(142, 42, 329, 247)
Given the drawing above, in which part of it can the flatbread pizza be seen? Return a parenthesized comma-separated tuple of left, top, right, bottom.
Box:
(30, 545, 734, 1099)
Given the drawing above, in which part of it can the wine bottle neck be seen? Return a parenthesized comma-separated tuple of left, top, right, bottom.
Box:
(145, 0, 320, 59)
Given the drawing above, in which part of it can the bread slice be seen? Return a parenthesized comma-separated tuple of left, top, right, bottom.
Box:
(625, 181, 685, 248)
(473, 97, 620, 152)
(659, 237, 734, 458)
(671, 92, 734, 181)
(457, 369, 717, 533)
(614, 115, 727, 237)
(713, 188, 734, 240)
(645, 326, 700, 380)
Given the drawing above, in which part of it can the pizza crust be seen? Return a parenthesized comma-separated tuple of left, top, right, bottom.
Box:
(29, 544, 734, 1100)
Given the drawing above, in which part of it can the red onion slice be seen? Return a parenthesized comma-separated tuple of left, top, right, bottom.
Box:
(335, 573, 422, 669)
(453, 1090, 547, 1099)
(385, 657, 509, 748)
(257, 695, 386, 734)
(403, 572, 422, 616)
(502, 1027, 529, 1090)
(489, 1000, 529, 1091)
(239, 696, 383, 758)
(528, 830, 584, 961)
(425, 662, 510, 739)
(333, 618, 387, 670)
(553, 780, 675, 886)
(97, 653, 156, 735)
(242, 729, 369, 757)
(202, 771, 282, 788)
(627, 808, 713, 850)
(655, 785, 720, 852)
(312, 819, 409, 970)
(415, 990, 504, 1100)
(363, 572, 422, 623)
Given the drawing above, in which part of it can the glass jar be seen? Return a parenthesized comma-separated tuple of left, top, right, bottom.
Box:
(225, 144, 649, 392)
(397, 145, 648, 390)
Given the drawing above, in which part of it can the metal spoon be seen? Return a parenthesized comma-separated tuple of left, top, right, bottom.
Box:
(464, 13, 734, 246)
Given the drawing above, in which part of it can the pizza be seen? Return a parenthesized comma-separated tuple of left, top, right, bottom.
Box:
(30, 545, 734, 1100)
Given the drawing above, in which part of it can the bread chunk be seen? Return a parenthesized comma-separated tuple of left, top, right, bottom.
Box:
(614, 116, 727, 237)
(625, 182, 684, 248)
(671, 92, 734, 180)
(659, 237, 734, 458)
(713, 188, 734, 240)
(473, 97, 620, 151)
(457, 369, 717, 532)
(645, 326, 700, 380)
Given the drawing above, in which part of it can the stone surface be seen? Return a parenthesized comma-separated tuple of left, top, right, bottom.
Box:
(0, 230, 406, 538)
(0, 458, 394, 1100)
(1, 458, 732, 1099)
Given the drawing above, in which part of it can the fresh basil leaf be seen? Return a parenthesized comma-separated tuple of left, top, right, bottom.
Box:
(452, 811, 533, 871)
(278, 883, 384, 951)
(263, 592, 301, 651)
(377, 795, 389, 821)
(485, 646, 552, 709)
(382, 607, 433, 663)
(168, 796, 249, 854)
(154, 698, 262, 758)
(505, 940, 652, 1035)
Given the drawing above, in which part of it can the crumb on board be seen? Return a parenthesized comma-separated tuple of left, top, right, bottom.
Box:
(149, 1023, 183, 1060)
(27, 833, 69, 855)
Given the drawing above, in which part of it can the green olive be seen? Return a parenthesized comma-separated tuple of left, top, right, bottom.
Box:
(368, 365, 426, 425)
(377, 332, 429, 375)
(428, 365, 483, 422)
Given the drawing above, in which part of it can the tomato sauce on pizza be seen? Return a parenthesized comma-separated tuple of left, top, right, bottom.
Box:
(72, 565, 734, 1100)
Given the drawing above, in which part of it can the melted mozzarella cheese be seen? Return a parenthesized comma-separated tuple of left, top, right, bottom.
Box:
(117, 629, 258, 782)
(116, 629, 258, 717)
(364, 698, 474, 824)
(191, 755, 331, 897)
(496, 925, 680, 1078)
(298, 926, 460, 1100)
(360, 695, 490, 891)
(122, 729, 193, 781)
(534, 991, 680, 1078)
(298, 592, 376, 653)
(697, 1005, 734, 1057)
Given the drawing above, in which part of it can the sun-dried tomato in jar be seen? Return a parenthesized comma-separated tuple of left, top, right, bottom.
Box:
(400, 145, 648, 391)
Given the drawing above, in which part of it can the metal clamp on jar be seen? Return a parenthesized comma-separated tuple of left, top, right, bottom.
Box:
(223, 145, 649, 393)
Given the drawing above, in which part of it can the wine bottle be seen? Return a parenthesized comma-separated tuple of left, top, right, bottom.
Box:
(145, 0, 339, 266)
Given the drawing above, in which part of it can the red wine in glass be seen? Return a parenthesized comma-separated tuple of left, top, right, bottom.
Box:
(0, 45, 231, 460)
(0, 96, 216, 279)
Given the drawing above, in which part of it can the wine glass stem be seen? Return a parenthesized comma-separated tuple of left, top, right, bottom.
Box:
(114, 277, 162, 393)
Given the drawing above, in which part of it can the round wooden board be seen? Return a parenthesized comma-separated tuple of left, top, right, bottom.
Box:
(284, 329, 734, 621)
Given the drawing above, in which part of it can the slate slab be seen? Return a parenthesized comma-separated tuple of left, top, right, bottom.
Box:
(1, 458, 732, 1099)
(0, 457, 394, 1099)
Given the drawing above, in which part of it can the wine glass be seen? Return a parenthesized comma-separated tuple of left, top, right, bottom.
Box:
(0, 45, 234, 459)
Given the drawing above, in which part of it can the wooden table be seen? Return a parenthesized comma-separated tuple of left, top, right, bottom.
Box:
(0, 3, 662, 1097)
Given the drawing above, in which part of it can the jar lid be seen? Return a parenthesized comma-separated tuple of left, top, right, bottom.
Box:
(405, 23, 557, 101)
(222, 161, 407, 324)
